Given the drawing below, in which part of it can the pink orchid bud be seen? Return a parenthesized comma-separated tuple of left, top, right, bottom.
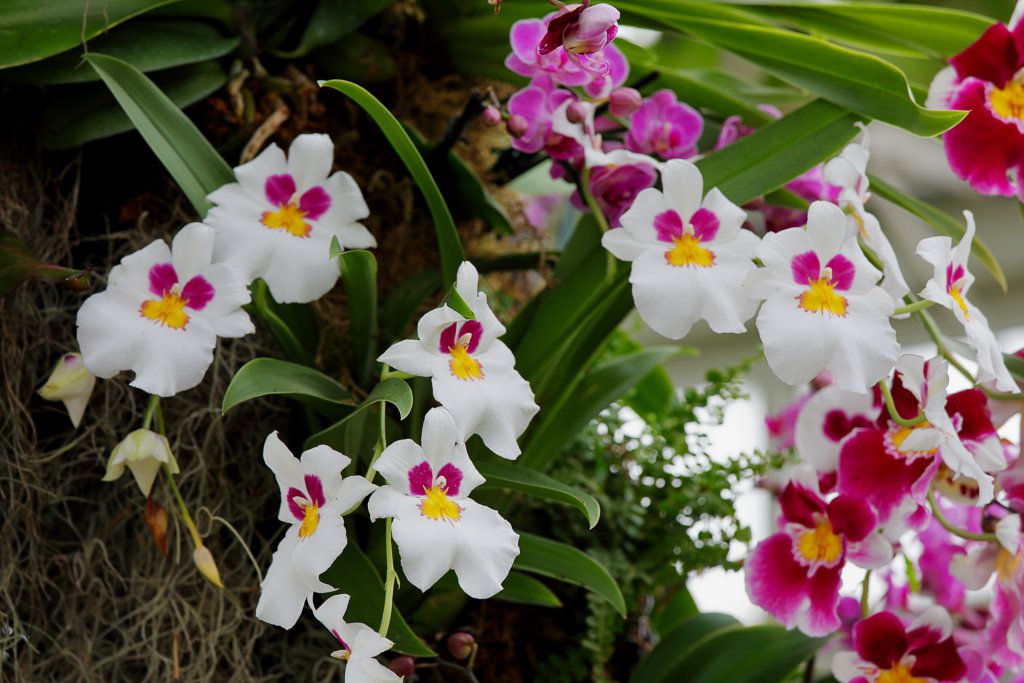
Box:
(566, 100, 588, 124)
(608, 87, 642, 118)
(447, 632, 476, 660)
(506, 114, 529, 138)
(538, 2, 620, 57)
(482, 106, 502, 127)
(389, 656, 416, 677)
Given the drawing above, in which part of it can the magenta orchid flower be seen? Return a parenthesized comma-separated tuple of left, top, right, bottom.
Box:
(794, 385, 878, 475)
(507, 76, 580, 158)
(205, 134, 374, 304)
(538, 2, 620, 74)
(832, 607, 967, 683)
(572, 162, 658, 228)
(310, 594, 400, 683)
(625, 90, 703, 159)
(367, 408, 520, 598)
(745, 466, 892, 636)
(76, 223, 254, 397)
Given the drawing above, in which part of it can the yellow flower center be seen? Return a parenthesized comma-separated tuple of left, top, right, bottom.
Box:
(664, 234, 715, 268)
(420, 484, 461, 522)
(798, 278, 848, 317)
(890, 421, 936, 455)
(797, 519, 843, 564)
(950, 285, 970, 320)
(140, 292, 190, 329)
(990, 80, 1024, 120)
(261, 202, 312, 238)
(298, 503, 320, 538)
(449, 344, 483, 381)
(877, 663, 926, 683)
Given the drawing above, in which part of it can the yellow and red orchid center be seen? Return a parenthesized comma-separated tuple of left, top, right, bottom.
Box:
(791, 251, 854, 317)
(138, 263, 214, 331)
(990, 78, 1024, 121)
(797, 516, 843, 565)
(259, 173, 331, 239)
(654, 208, 718, 268)
(876, 663, 926, 683)
(889, 420, 937, 456)
(286, 474, 327, 539)
(440, 320, 484, 381)
(409, 461, 464, 523)
(945, 263, 970, 319)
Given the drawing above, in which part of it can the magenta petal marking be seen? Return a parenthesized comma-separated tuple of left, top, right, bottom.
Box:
(181, 275, 215, 310)
(946, 263, 965, 290)
(790, 251, 820, 285)
(439, 322, 458, 353)
(304, 474, 326, 508)
(689, 208, 719, 242)
(909, 638, 967, 680)
(826, 495, 875, 543)
(653, 209, 683, 242)
(837, 429, 934, 528)
(265, 174, 296, 206)
(945, 78, 1024, 197)
(950, 23, 1019, 85)
(299, 186, 331, 221)
(779, 482, 826, 528)
(437, 463, 463, 497)
(331, 629, 350, 650)
(286, 486, 306, 521)
(149, 263, 179, 296)
(825, 254, 855, 291)
(854, 612, 907, 669)
(460, 320, 484, 354)
(408, 461, 434, 496)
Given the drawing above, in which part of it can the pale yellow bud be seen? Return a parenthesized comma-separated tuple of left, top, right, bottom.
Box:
(103, 429, 180, 497)
(38, 352, 96, 427)
(193, 545, 224, 588)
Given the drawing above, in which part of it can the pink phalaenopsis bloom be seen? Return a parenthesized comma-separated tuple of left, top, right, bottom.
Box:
(745, 467, 892, 637)
(832, 607, 967, 682)
(507, 77, 580, 158)
(928, 6, 1024, 200)
(571, 162, 657, 228)
(625, 90, 703, 159)
(538, 2, 619, 69)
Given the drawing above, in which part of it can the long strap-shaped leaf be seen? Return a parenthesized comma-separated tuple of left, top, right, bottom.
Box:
(515, 532, 627, 617)
(84, 53, 235, 214)
(320, 80, 465, 286)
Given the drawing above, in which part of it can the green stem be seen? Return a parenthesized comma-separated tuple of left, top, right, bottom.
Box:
(892, 299, 934, 316)
(164, 462, 202, 548)
(579, 165, 611, 234)
(877, 381, 927, 428)
(860, 570, 871, 618)
(379, 517, 397, 638)
(141, 394, 160, 430)
(927, 488, 998, 543)
(980, 385, 1024, 402)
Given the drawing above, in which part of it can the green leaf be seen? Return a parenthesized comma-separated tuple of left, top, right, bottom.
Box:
(1003, 353, 1024, 383)
(380, 266, 441, 340)
(320, 80, 465, 286)
(322, 539, 435, 657)
(869, 175, 1008, 291)
(0, 0, 180, 69)
(337, 248, 379, 387)
(631, 613, 739, 683)
(649, 586, 701, 640)
(617, 7, 965, 137)
(82, 53, 234, 213)
(221, 358, 353, 419)
(515, 532, 626, 617)
(276, 0, 391, 57)
(494, 572, 562, 608)
(2, 20, 238, 84)
(476, 458, 601, 529)
(305, 378, 413, 450)
(0, 230, 89, 296)
(521, 348, 682, 469)
(312, 34, 397, 83)
(248, 279, 316, 366)
(43, 60, 227, 152)
(697, 99, 861, 205)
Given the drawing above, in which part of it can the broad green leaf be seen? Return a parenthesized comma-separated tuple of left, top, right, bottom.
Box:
(43, 60, 227, 152)
(515, 532, 626, 617)
(442, 285, 476, 321)
(2, 20, 238, 84)
(494, 572, 562, 607)
(380, 266, 441, 340)
(336, 247, 379, 387)
(631, 613, 739, 683)
(617, 7, 965, 137)
(477, 458, 601, 529)
(305, 378, 413, 450)
(221, 358, 353, 419)
(320, 80, 465, 286)
(869, 175, 1007, 291)
(696, 99, 861, 205)
(248, 279, 316, 366)
(610, 331, 677, 418)
(0, 0, 180, 69)
(1004, 353, 1024, 382)
(312, 34, 396, 83)
(649, 586, 700, 639)
(0, 230, 89, 296)
(276, 0, 391, 57)
(82, 53, 234, 213)
(322, 539, 435, 657)
(521, 348, 682, 469)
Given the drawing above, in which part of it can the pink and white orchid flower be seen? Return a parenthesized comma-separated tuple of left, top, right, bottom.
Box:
(311, 594, 400, 683)
(76, 223, 254, 397)
(794, 385, 878, 475)
(367, 408, 520, 599)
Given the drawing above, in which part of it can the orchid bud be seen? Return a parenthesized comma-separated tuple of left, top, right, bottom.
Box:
(103, 429, 180, 497)
(447, 632, 476, 660)
(566, 100, 589, 124)
(506, 114, 528, 138)
(482, 106, 502, 127)
(389, 656, 416, 677)
(193, 545, 224, 588)
(38, 352, 96, 427)
(608, 87, 642, 118)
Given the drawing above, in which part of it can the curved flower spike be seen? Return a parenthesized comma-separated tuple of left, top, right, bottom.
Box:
(378, 262, 539, 459)
(745, 201, 899, 393)
(77, 223, 254, 397)
(311, 594, 400, 683)
(917, 211, 1018, 393)
(205, 134, 374, 303)
(367, 408, 520, 598)
(256, 433, 376, 629)
(603, 159, 759, 340)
